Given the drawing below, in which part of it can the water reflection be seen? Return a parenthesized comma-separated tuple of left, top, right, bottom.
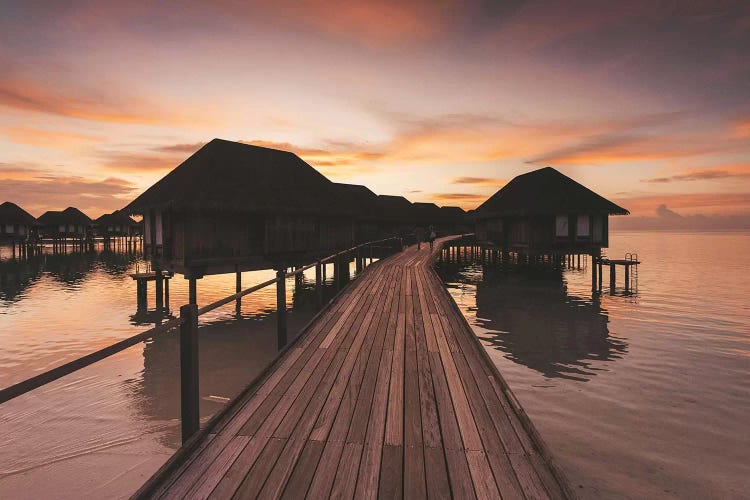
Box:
(438, 254, 628, 381)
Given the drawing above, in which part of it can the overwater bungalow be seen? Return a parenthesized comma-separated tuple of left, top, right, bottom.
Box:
(374, 194, 414, 239)
(0, 202, 36, 242)
(36, 207, 92, 241)
(411, 202, 443, 226)
(332, 182, 380, 243)
(438, 205, 469, 234)
(474, 167, 628, 258)
(94, 210, 141, 239)
(123, 139, 357, 277)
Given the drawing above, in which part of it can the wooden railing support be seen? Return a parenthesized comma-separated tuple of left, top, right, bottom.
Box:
(315, 262, 323, 307)
(591, 256, 598, 292)
(179, 304, 200, 444)
(276, 269, 287, 349)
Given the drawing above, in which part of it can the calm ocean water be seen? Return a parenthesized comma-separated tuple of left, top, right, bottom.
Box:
(436, 231, 750, 499)
(0, 246, 349, 498)
(0, 231, 748, 498)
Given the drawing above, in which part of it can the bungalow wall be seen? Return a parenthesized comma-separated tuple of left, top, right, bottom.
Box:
(38, 224, 88, 239)
(0, 223, 31, 240)
(145, 210, 355, 268)
(476, 212, 609, 252)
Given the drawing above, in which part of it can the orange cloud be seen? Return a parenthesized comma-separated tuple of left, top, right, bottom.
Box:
(613, 192, 750, 217)
(0, 174, 138, 217)
(271, 0, 454, 46)
(0, 78, 195, 125)
(641, 164, 750, 183)
(450, 176, 506, 187)
(733, 120, 750, 138)
(429, 192, 487, 209)
(0, 127, 102, 150)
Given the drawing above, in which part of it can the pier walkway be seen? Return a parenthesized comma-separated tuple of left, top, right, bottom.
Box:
(138, 238, 570, 499)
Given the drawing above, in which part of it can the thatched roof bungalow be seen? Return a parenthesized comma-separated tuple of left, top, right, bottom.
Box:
(36, 207, 92, 238)
(438, 206, 469, 234)
(474, 167, 628, 255)
(332, 183, 382, 242)
(123, 138, 358, 276)
(0, 202, 36, 241)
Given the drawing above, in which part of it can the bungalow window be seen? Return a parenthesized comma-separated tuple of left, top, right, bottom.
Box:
(155, 212, 163, 245)
(5, 224, 14, 234)
(68, 225, 75, 233)
(78, 225, 83, 234)
(108, 226, 114, 232)
(593, 215, 603, 243)
(19, 226, 25, 235)
(576, 215, 590, 238)
(555, 214, 569, 237)
(59, 224, 66, 232)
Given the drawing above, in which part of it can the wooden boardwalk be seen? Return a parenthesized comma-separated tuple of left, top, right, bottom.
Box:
(138, 238, 571, 499)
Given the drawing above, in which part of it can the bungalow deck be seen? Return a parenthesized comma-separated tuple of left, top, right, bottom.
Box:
(137, 238, 571, 499)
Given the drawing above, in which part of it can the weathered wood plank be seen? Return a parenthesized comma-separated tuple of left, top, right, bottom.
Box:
(145, 239, 569, 500)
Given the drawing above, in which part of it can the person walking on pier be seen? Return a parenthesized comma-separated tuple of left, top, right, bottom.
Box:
(415, 225, 425, 250)
(428, 225, 436, 250)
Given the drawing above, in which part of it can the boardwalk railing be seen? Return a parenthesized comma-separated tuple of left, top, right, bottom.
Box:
(0, 236, 403, 444)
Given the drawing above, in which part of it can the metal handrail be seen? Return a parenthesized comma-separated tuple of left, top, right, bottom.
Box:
(0, 236, 402, 413)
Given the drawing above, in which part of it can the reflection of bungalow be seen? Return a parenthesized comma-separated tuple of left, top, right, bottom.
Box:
(122, 139, 356, 276)
(36, 207, 92, 239)
(0, 202, 36, 241)
(475, 167, 628, 256)
(472, 271, 626, 380)
(94, 210, 141, 238)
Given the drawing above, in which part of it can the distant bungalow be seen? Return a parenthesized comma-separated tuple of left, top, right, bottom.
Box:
(474, 167, 628, 257)
(36, 207, 92, 239)
(94, 210, 141, 238)
(123, 139, 360, 277)
(0, 201, 36, 241)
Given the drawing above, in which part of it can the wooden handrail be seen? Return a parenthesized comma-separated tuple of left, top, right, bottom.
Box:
(0, 316, 184, 404)
(0, 235, 403, 435)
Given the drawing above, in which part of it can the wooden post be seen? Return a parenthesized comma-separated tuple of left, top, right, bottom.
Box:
(624, 265, 630, 292)
(610, 263, 616, 293)
(155, 265, 163, 311)
(137, 280, 147, 311)
(179, 304, 200, 444)
(189, 277, 197, 305)
(591, 256, 597, 292)
(276, 269, 287, 349)
(235, 266, 241, 315)
(598, 260, 603, 290)
(315, 262, 323, 308)
(164, 277, 170, 310)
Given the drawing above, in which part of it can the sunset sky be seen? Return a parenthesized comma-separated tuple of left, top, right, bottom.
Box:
(1, 0, 749, 220)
